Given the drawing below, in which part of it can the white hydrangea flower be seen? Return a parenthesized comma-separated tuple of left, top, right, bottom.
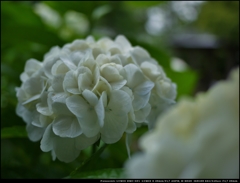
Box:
(125, 67, 239, 179)
(16, 35, 176, 162)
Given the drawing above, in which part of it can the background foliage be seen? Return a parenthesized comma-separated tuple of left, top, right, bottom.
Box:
(1, 1, 239, 178)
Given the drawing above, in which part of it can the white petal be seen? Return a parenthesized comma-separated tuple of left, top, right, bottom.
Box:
(130, 46, 150, 66)
(22, 94, 41, 105)
(32, 114, 52, 128)
(101, 112, 128, 144)
(134, 103, 151, 123)
(36, 102, 52, 116)
(78, 70, 93, 92)
(115, 35, 132, 52)
(40, 124, 54, 152)
(26, 122, 45, 142)
(75, 134, 100, 150)
(51, 60, 69, 75)
(63, 70, 80, 94)
(95, 93, 105, 127)
(124, 64, 145, 88)
(110, 55, 122, 65)
(66, 95, 89, 117)
(111, 80, 127, 90)
(52, 101, 73, 116)
(82, 89, 98, 106)
(125, 113, 137, 133)
(23, 76, 44, 96)
(52, 75, 65, 92)
(132, 92, 151, 111)
(93, 65, 100, 86)
(36, 92, 53, 116)
(92, 76, 112, 94)
(51, 92, 69, 103)
(43, 57, 58, 79)
(53, 115, 82, 138)
(60, 52, 77, 70)
(108, 90, 132, 114)
(134, 80, 154, 96)
(95, 54, 110, 66)
(53, 136, 80, 163)
(77, 112, 100, 138)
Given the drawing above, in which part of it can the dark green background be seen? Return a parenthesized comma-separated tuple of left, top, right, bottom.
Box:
(1, 1, 239, 178)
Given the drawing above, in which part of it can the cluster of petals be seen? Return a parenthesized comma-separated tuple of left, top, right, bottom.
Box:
(16, 35, 176, 162)
(125, 67, 239, 178)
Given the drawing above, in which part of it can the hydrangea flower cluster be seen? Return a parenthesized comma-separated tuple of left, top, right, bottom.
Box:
(16, 35, 176, 163)
(125, 67, 239, 178)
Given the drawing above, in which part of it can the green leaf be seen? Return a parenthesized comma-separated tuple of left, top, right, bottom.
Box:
(69, 168, 124, 179)
(1, 126, 27, 139)
(164, 68, 199, 99)
(70, 143, 108, 177)
(123, 1, 166, 9)
(92, 4, 112, 20)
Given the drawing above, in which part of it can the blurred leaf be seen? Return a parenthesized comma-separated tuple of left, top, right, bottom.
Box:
(2, 24, 64, 47)
(1, 126, 27, 139)
(92, 4, 112, 20)
(1, 1, 43, 27)
(164, 68, 199, 99)
(70, 143, 108, 177)
(69, 168, 124, 179)
(123, 1, 165, 9)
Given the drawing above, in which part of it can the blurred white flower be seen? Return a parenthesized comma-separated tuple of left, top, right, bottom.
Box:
(16, 35, 176, 162)
(125, 67, 239, 178)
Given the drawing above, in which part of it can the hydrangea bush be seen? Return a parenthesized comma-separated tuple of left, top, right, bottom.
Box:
(16, 35, 176, 163)
(125, 67, 239, 178)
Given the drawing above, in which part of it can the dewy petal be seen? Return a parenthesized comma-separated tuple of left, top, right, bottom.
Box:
(52, 115, 82, 138)
(75, 134, 100, 150)
(108, 90, 132, 114)
(82, 89, 98, 106)
(134, 103, 151, 123)
(124, 64, 145, 89)
(134, 80, 154, 96)
(132, 92, 151, 111)
(101, 112, 128, 144)
(63, 70, 80, 94)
